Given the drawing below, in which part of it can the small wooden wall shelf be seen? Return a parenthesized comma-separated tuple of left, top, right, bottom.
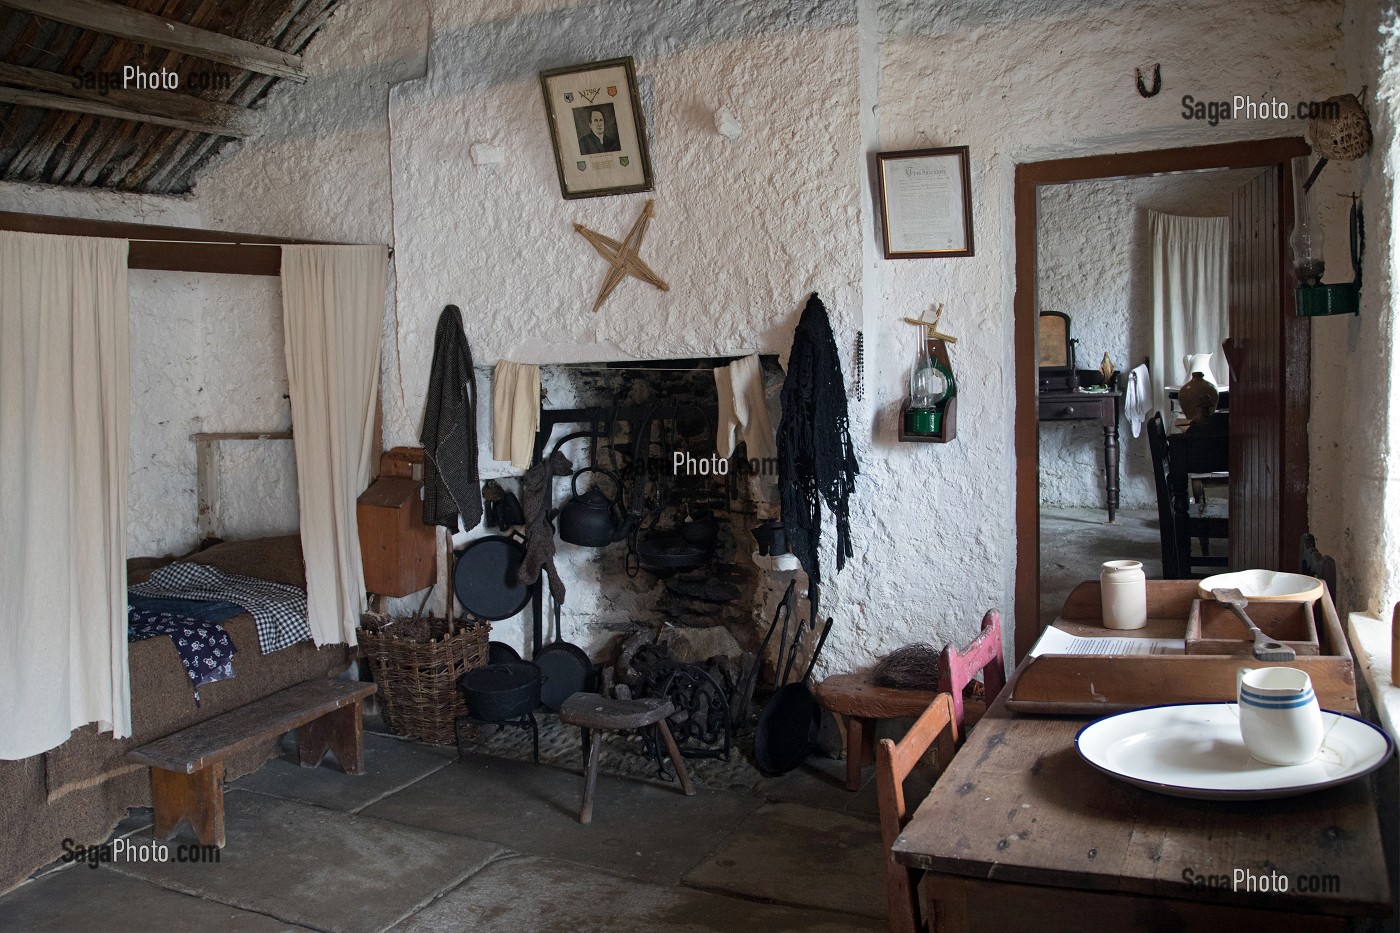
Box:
(897, 396, 957, 443)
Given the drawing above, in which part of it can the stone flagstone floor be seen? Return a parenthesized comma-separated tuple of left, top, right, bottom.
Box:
(0, 714, 930, 933)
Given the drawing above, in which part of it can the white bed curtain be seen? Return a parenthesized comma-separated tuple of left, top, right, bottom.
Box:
(281, 245, 387, 647)
(0, 232, 130, 760)
(1149, 211, 1230, 418)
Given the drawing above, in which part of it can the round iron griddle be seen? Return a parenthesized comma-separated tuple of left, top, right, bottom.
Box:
(452, 535, 532, 622)
(753, 682, 820, 775)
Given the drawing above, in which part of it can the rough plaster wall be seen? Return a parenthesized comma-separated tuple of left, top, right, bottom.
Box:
(189, 0, 1345, 672)
(8, 0, 1348, 667)
(1308, 0, 1400, 620)
(1036, 169, 1262, 510)
(864, 0, 1344, 664)
(116, 272, 293, 556)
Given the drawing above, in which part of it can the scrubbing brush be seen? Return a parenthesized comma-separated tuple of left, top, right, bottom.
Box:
(1211, 588, 1297, 662)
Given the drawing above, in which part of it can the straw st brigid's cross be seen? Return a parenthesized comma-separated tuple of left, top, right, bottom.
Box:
(574, 199, 670, 313)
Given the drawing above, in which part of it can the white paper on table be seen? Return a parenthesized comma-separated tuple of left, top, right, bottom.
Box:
(1029, 626, 1185, 657)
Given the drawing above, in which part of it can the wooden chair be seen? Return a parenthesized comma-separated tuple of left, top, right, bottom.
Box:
(875, 693, 957, 933)
(815, 610, 1005, 791)
(1300, 533, 1339, 607)
(937, 609, 1006, 729)
(1148, 411, 1230, 578)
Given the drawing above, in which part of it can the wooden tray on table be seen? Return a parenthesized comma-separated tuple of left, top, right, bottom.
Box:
(1006, 580, 1357, 715)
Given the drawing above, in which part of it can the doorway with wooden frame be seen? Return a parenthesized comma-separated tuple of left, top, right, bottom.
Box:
(1013, 138, 1312, 661)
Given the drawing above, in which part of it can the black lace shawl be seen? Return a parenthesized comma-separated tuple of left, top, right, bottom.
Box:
(777, 294, 859, 583)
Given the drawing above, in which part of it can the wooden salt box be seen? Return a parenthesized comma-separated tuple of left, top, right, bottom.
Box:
(357, 448, 435, 597)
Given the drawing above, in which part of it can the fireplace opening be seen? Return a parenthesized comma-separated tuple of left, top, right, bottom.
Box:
(531, 355, 787, 757)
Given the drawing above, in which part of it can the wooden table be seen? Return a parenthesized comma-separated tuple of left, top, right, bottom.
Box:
(892, 661, 1392, 931)
(1038, 387, 1122, 521)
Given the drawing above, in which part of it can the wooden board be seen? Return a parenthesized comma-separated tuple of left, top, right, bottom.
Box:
(128, 680, 376, 774)
(1008, 582, 1357, 713)
(894, 684, 1392, 919)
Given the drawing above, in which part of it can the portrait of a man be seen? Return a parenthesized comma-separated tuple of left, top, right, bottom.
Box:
(574, 104, 620, 154)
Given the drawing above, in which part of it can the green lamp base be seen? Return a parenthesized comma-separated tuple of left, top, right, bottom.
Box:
(1296, 284, 1359, 317)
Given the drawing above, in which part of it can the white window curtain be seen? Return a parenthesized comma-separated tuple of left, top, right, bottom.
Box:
(281, 245, 387, 647)
(0, 232, 130, 760)
(1149, 210, 1230, 419)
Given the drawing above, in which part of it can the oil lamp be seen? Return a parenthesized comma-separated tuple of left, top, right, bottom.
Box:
(902, 304, 957, 438)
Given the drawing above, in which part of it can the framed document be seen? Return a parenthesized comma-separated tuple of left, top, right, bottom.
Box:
(876, 146, 974, 258)
(539, 57, 654, 200)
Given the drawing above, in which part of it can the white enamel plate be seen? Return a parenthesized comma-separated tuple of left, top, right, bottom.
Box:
(1075, 703, 1393, 800)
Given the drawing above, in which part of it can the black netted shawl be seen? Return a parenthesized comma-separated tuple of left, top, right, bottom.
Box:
(420, 305, 483, 531)
(778, 294, 859, 583)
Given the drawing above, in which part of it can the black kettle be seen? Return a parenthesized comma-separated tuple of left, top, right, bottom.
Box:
(558, 468, 624, 547)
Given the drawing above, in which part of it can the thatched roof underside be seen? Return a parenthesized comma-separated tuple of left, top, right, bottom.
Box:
(0, 0, 341, 194)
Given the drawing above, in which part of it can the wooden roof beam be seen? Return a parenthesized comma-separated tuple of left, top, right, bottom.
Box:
(0, 0, 307, 82)
(0, 63, 261, 137)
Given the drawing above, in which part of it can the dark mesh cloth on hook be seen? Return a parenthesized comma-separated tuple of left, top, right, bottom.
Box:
(777, 293, 859, 582)
(420, 305, 483, 531)
(517, 450, 573, 604)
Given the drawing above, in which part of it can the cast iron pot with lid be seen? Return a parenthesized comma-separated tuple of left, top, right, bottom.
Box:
(458, 662, 542, 722)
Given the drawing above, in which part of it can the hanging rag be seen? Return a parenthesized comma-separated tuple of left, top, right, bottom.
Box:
(420, 305, 483, 531)
(516, 450, 574, 603)
(777, 294, 860, 583)
(715, 353, 776, 461)
(493, 360, 541, 469)
(1125, 362, 1153, 438)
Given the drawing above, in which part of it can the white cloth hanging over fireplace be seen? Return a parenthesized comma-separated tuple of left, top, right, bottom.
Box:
(0, 231, 131, 760)
(715, 353, 776, 461)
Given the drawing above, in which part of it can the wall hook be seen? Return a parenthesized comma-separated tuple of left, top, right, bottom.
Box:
(1135, 64, 1161, 98)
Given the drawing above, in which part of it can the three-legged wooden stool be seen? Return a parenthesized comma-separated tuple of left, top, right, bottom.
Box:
(557, 694, 695, 823)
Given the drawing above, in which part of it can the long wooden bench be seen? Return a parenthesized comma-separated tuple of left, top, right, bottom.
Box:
(126, 679, 377, 847)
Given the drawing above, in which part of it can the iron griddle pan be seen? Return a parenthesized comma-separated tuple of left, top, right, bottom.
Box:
(535, 600, 593, 710)
(453, 533, 532, 622)
(753, 617, 833, 776)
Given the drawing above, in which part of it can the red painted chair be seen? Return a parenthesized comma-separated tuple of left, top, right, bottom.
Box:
(816, 609, 1007, 791)
(936, 609, 1007, 736)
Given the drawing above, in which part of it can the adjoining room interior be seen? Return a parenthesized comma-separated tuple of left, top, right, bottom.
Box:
(1036, 165, 1268, 627)
(1, 1, 1398, 931)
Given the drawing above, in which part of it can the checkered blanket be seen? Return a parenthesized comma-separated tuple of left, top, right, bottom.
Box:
(129, 562, 310, 654)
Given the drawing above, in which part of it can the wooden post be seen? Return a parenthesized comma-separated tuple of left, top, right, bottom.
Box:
(1391, 603, 1399, 686)
(194, 437, 220, 542)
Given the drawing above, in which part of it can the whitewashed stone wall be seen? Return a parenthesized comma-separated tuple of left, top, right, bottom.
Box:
(5, 0, 1374, 670)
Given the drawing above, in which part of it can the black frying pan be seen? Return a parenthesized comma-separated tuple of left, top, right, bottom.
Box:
(754, 616, 833, 775)
(535, 599, 593, 710)
(453, 533, 532, 621)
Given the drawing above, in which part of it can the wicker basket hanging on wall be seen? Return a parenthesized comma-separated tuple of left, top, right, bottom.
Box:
(1307, 93, 1372, 161)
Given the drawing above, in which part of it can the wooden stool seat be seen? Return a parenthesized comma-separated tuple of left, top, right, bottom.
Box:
(557, 693, 695, 823)
(816, 673, 945, 792)
(816, 611, 1003, 792)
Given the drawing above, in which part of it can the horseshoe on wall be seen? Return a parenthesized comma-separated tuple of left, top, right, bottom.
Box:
(1136, 64, 1161, 98)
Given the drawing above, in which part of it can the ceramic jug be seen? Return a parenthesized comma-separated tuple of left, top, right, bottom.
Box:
(1100, 560, 1147, 630)
(1182, 352, 1218, 386)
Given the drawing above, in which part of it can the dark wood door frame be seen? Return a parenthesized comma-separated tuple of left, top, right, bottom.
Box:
(1013, 137, 1311, 661)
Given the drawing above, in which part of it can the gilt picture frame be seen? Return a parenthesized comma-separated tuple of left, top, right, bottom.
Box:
(876, 146, 975, 258)
(539, 57, 654, 200)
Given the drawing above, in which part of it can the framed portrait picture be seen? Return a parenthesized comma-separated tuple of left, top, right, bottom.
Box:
(876, 146, 974, 258)
(539, 57, 654, 200)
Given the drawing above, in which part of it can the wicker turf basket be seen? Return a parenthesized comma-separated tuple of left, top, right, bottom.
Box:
(358, 613, 489, 744)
